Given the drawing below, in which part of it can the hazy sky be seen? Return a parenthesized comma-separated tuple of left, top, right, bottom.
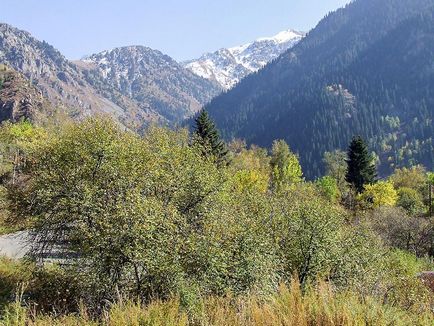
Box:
(1, 0, 351, 61)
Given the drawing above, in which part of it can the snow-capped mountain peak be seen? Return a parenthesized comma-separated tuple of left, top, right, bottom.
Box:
(256, 29, 303, 44)
(183, 29, 305, 89)
(228, 42, 252, 55)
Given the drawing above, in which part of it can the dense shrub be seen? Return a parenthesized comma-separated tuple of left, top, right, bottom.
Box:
(0, 258, 82, 315)
(358, 181, 398, 208)
(397, 187, 426, 215)
(1, 119, 433, 323)
(368, 207, 434, 256)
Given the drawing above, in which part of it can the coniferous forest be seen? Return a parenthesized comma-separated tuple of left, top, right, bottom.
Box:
(206, 0, 434, 178)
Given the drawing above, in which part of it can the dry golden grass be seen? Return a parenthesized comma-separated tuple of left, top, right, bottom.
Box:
(1, 278, 433, 326)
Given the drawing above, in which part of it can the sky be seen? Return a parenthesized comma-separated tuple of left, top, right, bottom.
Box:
(1, 0, 351, 61)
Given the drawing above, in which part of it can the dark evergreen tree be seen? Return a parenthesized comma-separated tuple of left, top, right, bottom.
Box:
(193, 109, 228, 165)
(345, 136, 377, 193)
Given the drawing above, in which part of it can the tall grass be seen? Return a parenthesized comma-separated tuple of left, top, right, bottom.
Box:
(1, 278, 432, 326)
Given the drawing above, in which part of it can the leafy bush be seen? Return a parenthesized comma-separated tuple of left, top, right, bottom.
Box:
(381, 250, 434, 312)
(0, 257, 32, 311)
(316, 176, 341, 202)
(0, 257, 82, 315)
(270, 140, 303, 192)
(271, 185, 382, 288)
(397, 187, 426, 215)
(391, 165, 427, 192)
(368, 207, 434, 256)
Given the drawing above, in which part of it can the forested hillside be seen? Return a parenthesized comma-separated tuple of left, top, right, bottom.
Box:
(206, 0, 434, 178)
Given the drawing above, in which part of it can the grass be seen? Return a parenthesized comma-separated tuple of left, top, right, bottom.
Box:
(0, 253, 433, 325)
(0, 219, 22, 236)
(0, 278, 432, 326)
(0, 257, 32, 311)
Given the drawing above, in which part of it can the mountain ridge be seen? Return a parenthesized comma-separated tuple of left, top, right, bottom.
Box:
(79, 45, 221, 124)
(183, 29, 305, 89)
(0, 23, 221, 128)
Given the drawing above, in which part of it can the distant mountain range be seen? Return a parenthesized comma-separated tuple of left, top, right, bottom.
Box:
(206, 0, 434, 178)
(2, 0, 434, 179)
(0, 23, 305, 129)
(79, 46, 221, 124)
(0, 23, 137, 126)
(183, 30, 304, 89)
(0, 23, 221, 129)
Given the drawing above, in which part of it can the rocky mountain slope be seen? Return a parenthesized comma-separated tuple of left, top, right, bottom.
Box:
(80, 46, 221, 123)
(183, 30, 304, 89)
(0, 23, 220, 128)
(206, 0, 434, 178)
(0, 64, 53, 123)
(0, 23, 134, 123)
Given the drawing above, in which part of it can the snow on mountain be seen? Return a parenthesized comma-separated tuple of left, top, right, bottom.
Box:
(0, 22, 221, 128)
(183, 29, 305, 90)
(81, 46, 221, 123)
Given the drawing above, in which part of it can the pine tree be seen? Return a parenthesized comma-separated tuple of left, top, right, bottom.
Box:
(345, 136, 377, 193)
(193, 109, 228, 165)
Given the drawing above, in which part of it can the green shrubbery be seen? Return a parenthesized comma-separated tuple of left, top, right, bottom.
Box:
(0, 118, 432, 324)
(0, 258, 82, 315)
(8, 120, 380, 303)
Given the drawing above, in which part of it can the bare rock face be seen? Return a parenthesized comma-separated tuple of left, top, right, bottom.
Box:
(0, 65, 47, 122)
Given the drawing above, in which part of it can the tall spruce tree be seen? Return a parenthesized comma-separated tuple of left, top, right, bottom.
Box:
(193, 109, 228, 165)
(345, 136, 377, 193)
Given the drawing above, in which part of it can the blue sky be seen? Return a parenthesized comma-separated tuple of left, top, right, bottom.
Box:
(1, 0, 351, 61)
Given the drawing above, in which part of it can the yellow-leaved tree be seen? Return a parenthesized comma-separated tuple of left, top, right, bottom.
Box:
(359, 181, 398, 208)
(230, 144, 270, 193)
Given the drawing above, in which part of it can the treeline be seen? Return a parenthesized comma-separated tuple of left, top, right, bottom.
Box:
(0, 115, 432, 324)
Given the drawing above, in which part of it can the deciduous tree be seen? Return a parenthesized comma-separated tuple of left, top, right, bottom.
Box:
(270, 140, 303, 192)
